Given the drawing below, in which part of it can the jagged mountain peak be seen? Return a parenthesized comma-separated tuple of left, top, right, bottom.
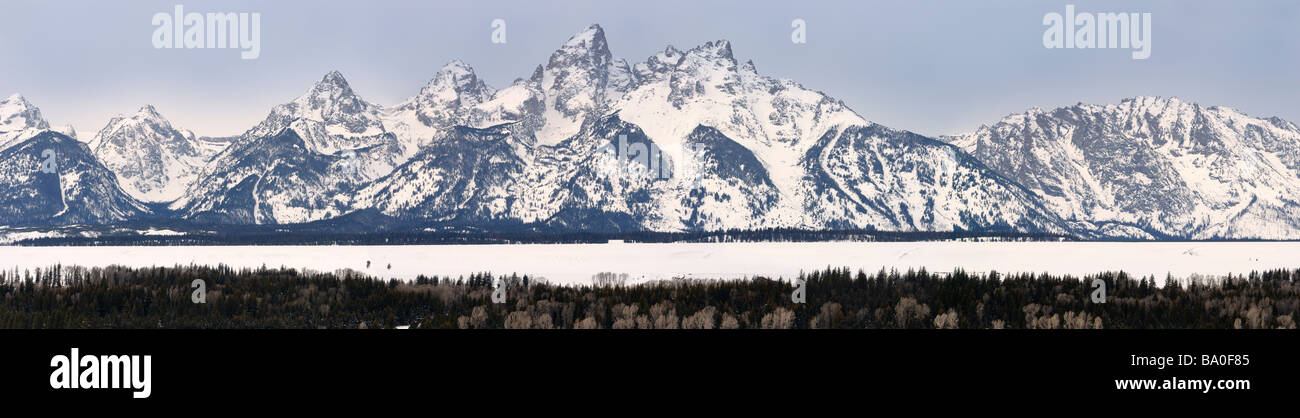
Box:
(631, 40, 737, 83)
(383, 60, 499, 151)
(287, 71, 377, 118)
(438, 59, 473, 76)
(547, 23, 614, 72)
(95, 105, 181, 143)
(95, 105, 189, 143)
(137, 104, 162, 117)
(240, 69, 388, 155)
(300, 70, 364, 104)
(420, 60, 491, 98)
(89, 104, 223, 202)
(687, 40, 734, 61)
(669, 39, 740, 80)
(633, 46, 684, 80)
(0, 93, 49, 130)
(547, 24, 613, 72)
(530, 24, 637, 145)
(1, 93, 52, 150)
(2, 93, 35, 109)
(614, 29, 869, 159)
(561, 24, 608, 50)
(319, 70, 349, 87)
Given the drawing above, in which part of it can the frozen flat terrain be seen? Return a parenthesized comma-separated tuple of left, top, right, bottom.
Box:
(1, 242, 1297, 285)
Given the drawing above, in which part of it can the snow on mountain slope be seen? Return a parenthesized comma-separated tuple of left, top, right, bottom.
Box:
(174, 72, 407, 223)
(532, 24, 639, 146)
(10, 25, 1298, 239)
(378, 25, 636, 152)
(383, 60, 496, 151)
(650, 124, 781, 231)
(508, 114, 676, 230)
(588, 34, 1055, 232)
(0, 131, 148, 226)
(355, 123, 530, 223)
(612, 40, 872, 228)
(90, 105, 227, 202)
(0, 94, 52, 150)
(245, 71, 392, 156)
(178, 127, 391, 224)
(356, 25, 1060, 233)
(804, 124, 1064, 232)
(947, 97, 1300, 239)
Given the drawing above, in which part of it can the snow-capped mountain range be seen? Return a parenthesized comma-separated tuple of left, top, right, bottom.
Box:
(1, 24, 1298, 239)
(89, 105, 230, 202)
(945, 97, 1300, 239)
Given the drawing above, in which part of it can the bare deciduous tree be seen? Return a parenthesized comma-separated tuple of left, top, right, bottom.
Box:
(1023, 304, 1062, 329)
(1242, 300, 1274, 329)
(760, 307, 794, 329)
(504, 311, 532, 329)
(649, 302, 679, 329)
(720, 313, 741, 329)
(470, 306, 490, 329)
(895, 297, 931, 328)
(573, 316, 600, 329)
(808, 302, 841, 329)
(1062, 311, 1103, 329)
(933, 309, 959, 329)
(682, 306, 717, 329)
(592, 272, 629, 287)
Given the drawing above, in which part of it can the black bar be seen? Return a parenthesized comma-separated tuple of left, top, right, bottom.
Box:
(1, 329, 1293, 406)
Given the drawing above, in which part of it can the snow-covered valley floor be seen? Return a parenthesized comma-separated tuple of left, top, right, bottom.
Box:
(2, 241, 1298, 285)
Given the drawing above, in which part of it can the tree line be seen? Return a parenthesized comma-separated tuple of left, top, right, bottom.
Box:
(0, 264, 1295, 329)
(15, 227, 1068, 246)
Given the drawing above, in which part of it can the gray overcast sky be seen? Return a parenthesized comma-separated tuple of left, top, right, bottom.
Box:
(1, 0, 1297, 138)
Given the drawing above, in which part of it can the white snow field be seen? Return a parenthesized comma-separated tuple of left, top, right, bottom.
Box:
(1, 241, 1297, 285)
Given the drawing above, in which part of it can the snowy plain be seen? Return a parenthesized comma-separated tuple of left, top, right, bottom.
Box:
(1, 241, 1298, 285)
